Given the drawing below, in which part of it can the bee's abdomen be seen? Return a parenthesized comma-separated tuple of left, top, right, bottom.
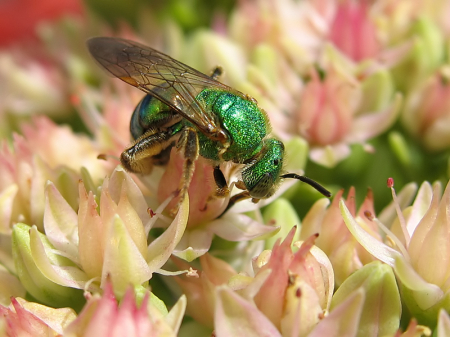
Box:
(130, 94, 177, 140)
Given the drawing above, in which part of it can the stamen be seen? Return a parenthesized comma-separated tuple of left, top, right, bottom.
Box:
(144, 192, 177, 235)
(387, 178, 410, 245)
(371, 215, 410, 261)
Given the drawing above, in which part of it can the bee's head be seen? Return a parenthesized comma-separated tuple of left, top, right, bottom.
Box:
(242, 138, 332, 200)
(242, 138, 285, 199)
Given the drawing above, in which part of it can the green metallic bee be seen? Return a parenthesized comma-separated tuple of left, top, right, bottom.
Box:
(87, 37, 330, 212)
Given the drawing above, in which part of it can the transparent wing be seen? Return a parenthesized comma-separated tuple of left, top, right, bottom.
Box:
(87, 36, 240, 141)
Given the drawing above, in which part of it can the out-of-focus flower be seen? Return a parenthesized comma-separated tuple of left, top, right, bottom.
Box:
(0, 53, 70, 127)
(329, 0, 380, 62)
(0, 0, 83, 46)
(300, 187, 380, 285)
(0, 297, 76, 336)
(389, 17, 444, 94)
(0, 116, 110, 232)
(291, 49, 401, 167)
(341, 179, 450, 327)
(437, 309, 450, 336)
(228, 0, 327, 74)
(0, 265, 25, 306)
(402, 65, 450, 152)
(175, 227, 334, 334)
(12, 166, 189, 307)
(64, 280, 186, 337)
(173, 253, 236, 327)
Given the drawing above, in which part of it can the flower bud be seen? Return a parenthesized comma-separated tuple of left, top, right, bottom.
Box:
(331, 261, 401, 337)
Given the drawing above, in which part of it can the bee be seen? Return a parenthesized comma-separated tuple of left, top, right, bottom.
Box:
(87, 37, 330, 213)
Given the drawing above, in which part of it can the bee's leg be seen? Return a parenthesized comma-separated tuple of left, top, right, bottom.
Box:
(219, 190, 253, 217)
(121, 128, 174, 174)
(210, 66, 223, 80)
(171, 127, 199, 214)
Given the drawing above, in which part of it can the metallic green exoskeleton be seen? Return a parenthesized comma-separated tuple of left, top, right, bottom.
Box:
(87, 37, 330, 212)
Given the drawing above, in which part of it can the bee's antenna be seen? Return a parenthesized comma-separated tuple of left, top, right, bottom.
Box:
(281, 173, 331, 197)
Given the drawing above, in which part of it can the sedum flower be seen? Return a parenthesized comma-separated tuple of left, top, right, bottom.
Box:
(0, 0, 83, 46)
(341, 179, 450, 327)
(228, 0, 327, 74)
(12, 166, 189, 307)
(329, 0, 380, 62)
(291, 48, 401, 167)
(300, 187, 379, 285)
(0, 297, 77, 336)
(175, 227, 334, 335)
(402, 65, 450, 151)
(330, 261, 401, 337)
(64, 280, 186, 337)
(437, 309, 450, 337)
(212, 253, 399, 337)
(389, 16, 445, 94)
(173, 253, 236, 328)
(0, 52, 70, 131)
(0, 116, 110, 232)
(0, 116, 111, 284)
(0, 265, 25, 306)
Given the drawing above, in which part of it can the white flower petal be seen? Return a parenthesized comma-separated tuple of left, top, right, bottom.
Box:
(147, 196, 189, 268)
(347, 93, 402, 143)
(340, 199, 402, 266)
(44, 182, 79, 263)
(394, 255, 443, 310)
(209, 213, 279, 241)
(29, 226, 88, 289)
(0, 184, 18, 234)
(438, 309, 450, 336)
(166, 295, 187, 334)
(173, 229, 213, 262)
(310, 144, 351, 168)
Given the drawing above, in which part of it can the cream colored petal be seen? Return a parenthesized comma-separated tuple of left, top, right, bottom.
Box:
(0, 184, 17, 234)
(101, 215, 152, 292)
(173, 229, 213, 262)
(147, 196, 189, 268)
(214, 286, 282, 337)
(208, 213, 279, 241)
(43, 182, 79, 262)
(340, 199, 402, 266)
